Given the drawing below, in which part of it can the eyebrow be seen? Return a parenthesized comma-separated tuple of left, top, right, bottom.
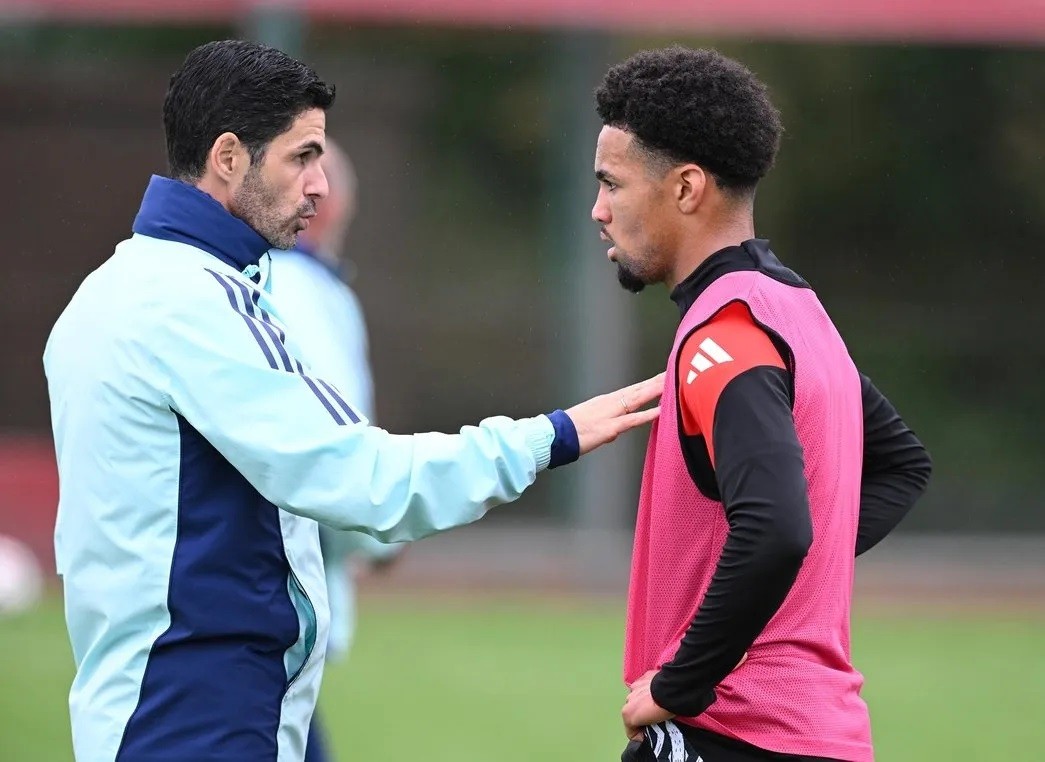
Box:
(595, 169, 617, 183)
(296, 140, 325, 156)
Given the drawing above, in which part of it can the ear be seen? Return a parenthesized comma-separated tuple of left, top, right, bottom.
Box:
(207, 132, 247, 184)
(676, 164, 706, 214)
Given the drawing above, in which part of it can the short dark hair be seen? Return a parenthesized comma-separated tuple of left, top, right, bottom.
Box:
(163, 40, 336, 181)
(595, 46, 781, 194)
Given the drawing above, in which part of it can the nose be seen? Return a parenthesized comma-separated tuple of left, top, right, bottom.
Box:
(305, 161, 329, 200)
(591, 187, 610, 224)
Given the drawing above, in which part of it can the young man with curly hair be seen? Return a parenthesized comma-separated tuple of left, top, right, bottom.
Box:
(592, 47, 933, 762)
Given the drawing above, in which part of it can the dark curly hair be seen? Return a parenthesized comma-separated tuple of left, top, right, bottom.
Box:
(595, 46, 781, 195)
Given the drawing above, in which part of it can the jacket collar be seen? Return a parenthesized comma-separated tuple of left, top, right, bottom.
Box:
(131, 175, 272, 271)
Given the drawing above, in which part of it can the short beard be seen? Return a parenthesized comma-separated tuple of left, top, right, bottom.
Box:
(616, 262, 647, 294)
(231, 165, 299, 250)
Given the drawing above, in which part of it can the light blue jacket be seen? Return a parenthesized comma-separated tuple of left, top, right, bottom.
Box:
(44, 176, 575, 762)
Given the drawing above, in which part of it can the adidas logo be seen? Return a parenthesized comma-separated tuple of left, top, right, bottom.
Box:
(685, 338, 733, 384)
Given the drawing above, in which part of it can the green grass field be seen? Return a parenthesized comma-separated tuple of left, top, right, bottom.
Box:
(2, 596, 1042, 761)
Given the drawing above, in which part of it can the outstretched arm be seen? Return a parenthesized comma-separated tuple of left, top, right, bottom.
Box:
(153, 268, 661, 543)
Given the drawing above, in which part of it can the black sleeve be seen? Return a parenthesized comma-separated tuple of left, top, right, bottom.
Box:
(649, 366, 811, 718)
(856, 374, 932, 556)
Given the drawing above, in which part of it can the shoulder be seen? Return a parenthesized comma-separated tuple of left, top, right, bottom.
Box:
(678, 302, 784, 387)
(140, 257, 268, 356)
(676, 302, 787, 434)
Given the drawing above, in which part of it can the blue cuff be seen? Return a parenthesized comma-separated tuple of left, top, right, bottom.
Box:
(546, 409, 580, 469)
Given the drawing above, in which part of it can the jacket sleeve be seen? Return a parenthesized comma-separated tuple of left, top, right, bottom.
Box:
(146, 267, 560, 543)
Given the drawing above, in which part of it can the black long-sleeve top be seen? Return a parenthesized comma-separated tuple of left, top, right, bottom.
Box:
(648, 243, 933, 719)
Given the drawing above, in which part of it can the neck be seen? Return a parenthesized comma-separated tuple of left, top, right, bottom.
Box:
(667, 214, 755, 292)
(132, 175, 272, 272)
(194, 175, 232, 212)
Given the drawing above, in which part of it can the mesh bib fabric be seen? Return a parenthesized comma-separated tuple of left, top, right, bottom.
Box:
(624, 270, 873, 761)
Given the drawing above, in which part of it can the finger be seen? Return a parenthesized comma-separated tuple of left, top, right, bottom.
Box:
(622, 373, 666, 410)
(617, 406, 660, 432)
(621, 709, 642, 737)
(630, 672, 656, 690)
(625, 685, 651, 709)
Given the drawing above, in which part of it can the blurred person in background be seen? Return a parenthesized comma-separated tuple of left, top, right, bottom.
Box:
(591, 47, 932, 761)
(268, 139, 403, 762)
(43, 39, 663, 762)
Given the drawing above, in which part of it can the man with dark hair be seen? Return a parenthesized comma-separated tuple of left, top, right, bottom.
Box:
(44, 40, 662, 762)
(592, 47, 932, 761)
